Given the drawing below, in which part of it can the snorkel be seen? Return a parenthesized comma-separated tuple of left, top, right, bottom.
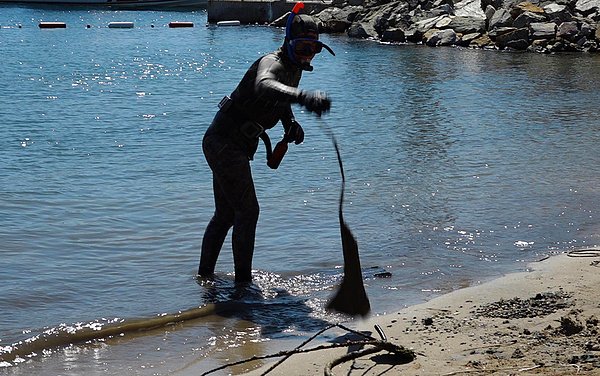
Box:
(285, 2, 335, 71)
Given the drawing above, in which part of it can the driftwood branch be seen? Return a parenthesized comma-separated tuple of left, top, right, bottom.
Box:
(199, 324, 415, 376)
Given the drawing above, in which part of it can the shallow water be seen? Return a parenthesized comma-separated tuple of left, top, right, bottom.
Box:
(1, 4, 600, 375)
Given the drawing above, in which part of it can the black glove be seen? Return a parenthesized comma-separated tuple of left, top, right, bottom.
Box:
(299, 90, 331, 116)
(285, 120, 304, 145)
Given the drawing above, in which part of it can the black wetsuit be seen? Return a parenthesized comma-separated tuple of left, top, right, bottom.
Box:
(199, 48, 304, 283)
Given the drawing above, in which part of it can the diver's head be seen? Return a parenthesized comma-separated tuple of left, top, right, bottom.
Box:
(285, 13, 334, 71)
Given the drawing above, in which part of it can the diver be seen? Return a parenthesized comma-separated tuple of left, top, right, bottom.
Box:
(198, 7, 335, 284)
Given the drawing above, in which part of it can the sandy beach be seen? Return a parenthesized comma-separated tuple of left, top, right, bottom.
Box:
(231, 251, 600, 376)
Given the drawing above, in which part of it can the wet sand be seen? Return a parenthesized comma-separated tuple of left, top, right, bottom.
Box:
(235, 251, 600, 375)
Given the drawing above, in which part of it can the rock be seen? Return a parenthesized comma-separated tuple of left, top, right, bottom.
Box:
(511, 1, 545, 18)
(488, 26, 517, 40)
(489, 8, 514, 29)
(381, 27, 406, 42)
(314, 7, 358, 33)
(557, 21, 579, 41)
(454, 0, 487, 17)
(347, 22, 372, 38)
(404, 26, 424, 42)
(576, 0, 600, 15)
(470, 33, 493, 47)
(426, 28, 458, 45)
(513, 11, 547, 28)
(559, 316, 584, 335)
(578, 21, 595, 38)
(529, 22, 557, 39)
(543, 3, 573, 23)
(485, 5, 497, 22)
(447, 16, 487, 33)
(459, 31, 482, 45)
(481, 0, 503, 12)
(435, 15, 454, 28)
(544, 3, 567, 15)
(495, 27, 529, 48)
(414, 15, 446, 33)
(506, 38, 530, 48)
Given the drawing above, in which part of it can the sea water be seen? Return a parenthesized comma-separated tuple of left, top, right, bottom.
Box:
(1, 4, 599, 375)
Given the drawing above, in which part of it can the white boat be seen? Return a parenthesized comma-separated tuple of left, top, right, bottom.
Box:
(0, 0, 205, 9)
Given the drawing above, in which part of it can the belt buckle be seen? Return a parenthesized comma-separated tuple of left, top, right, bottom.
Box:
(240, 121, 264, 139)
(218, 96, 233, 112)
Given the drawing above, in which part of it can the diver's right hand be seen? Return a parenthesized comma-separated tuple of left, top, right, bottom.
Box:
(299, 90, 331, 116)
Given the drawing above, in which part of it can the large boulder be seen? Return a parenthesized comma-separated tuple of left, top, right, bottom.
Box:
(470, 33, 494, 47)
(557, 21, 579, 41)
(315, 6, 363, 33)
(425, 28, 458, 45)
(485, 5, 497, 21)
(347, 22, 376, 38)
(454, 0, 487, 17)
(529, 22, 557, 39)
(488, 26, 517, 40)
(381, 27, 407, 41)
(576, 0, 600, 15)
(543, 3, 573, 23)
(510, 1, 545, 18)
(495, 26, 529, 47)
(489, 8, 514, 28)
(513, 11, 547, 28)
(413, 15, 447, 32)
(447, 16, 487, 33)
(458, 31, 482, 45)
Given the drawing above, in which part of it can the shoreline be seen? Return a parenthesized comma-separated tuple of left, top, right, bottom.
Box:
(229, 251, 600, 375)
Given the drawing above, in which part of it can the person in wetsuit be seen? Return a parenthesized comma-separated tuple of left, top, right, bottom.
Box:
(198, 13, 334, 283)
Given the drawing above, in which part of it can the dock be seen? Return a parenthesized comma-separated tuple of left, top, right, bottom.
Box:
(207, 0, 332, 24)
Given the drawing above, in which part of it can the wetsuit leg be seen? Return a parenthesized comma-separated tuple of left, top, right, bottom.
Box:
(200, 131, 260, 283)
(199, 174, 234, 277)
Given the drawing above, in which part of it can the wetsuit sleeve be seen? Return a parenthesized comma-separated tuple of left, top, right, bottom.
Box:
(255, 55, 302, 103)
(281, 105, 295, 131)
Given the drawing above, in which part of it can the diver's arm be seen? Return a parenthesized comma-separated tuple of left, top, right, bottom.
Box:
(255, 55, 302, 102)
(281, 105, 295, 131)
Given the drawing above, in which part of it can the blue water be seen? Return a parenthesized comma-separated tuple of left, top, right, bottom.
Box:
(1, 4, 600, 375)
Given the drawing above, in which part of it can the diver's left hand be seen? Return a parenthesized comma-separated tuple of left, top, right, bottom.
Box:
(286, 120, 304, 145)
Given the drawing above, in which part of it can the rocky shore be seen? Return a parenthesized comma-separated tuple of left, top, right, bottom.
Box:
(284, 0, 600, 53)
